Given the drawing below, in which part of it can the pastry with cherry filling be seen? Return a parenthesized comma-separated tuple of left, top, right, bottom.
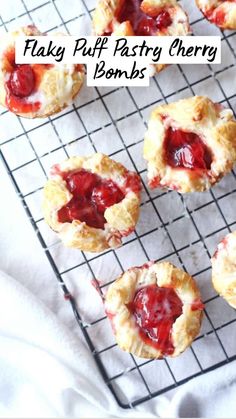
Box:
(105, 261, 204, 358)
(143, 96, 236, 193)
(0, 26, 84, 118)
(92, 0, 191, 73)
(212, 231, 236, 308)
(43, 153, 142, 253)
(196, 0, 236, 30)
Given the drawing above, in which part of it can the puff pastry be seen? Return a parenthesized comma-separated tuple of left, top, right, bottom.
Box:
(0, 26, 84, 118)
(105, 261, 204, 359)
(143, 96, 236, 193)
(212, 231, 236, 308)
(43, 153, 142, 253)
(92, 0, 191, 73)
(196, 0, 236, 30)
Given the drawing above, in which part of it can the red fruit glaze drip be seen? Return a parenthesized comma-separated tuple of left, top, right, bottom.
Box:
(117, 0, 172, 35)
(75, 64, 84, 73)
(91, 279, 105, 301)
(149, 176, 160, 189)
(191, 299, 205, 311)
(64, 293, 72, 300)
(128, 261, 154, 271)
(5, 92, 41, 114)
(128, 284, 183, 355)
(106, 311, 116, 332)
(124, 172, 142, 194)
(213, 236, 229, 259)
(57, 170, 125, 229)
(164, 127, 212, 171)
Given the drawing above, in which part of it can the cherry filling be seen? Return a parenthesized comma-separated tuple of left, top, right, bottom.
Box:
(128, 284, 183, 355)
(57, 170, 125, 229)
(164, 127, 212, 171)
(213, 236, 228, 259)
(9, 64, 35, 98)
(4, 48, 53, 114)
(191, 299, 205, 311)
(205, 1, 236, 26)
(205, 7, 225, 25)
(116, 0, 172, 35)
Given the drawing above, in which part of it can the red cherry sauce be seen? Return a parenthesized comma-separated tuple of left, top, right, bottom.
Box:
(57, 170, 125, 229)
(127, 284, 183, 355)
(164, 127, 212, 171)
(116, 0, 172, 35)
(3, 48, 53, 114)
(205, 1, 236, 26)
(191, 299, 205, 311)
(75, 64, 84, 73)
(205, 7, 225, 26)
(124, 171, 142, 194)
(214, 9, 226, 26)
(149, 176, 161, 189)
(213, 236, 229, 259)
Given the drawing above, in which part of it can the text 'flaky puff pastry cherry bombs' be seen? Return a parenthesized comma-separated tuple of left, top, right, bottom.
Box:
(105, 261, 204, 359)
(143, 96, 236, 193)
(43, 153, 142, 253)
(0, 26, 84, 118)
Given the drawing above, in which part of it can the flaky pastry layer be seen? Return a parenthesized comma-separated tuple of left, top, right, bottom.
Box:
(212, 231, 236, 309)
(105, 261, 203, 359)
(196, 0, 236, 30)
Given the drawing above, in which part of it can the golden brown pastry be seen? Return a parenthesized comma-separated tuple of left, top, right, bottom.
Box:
(212, 231, 236, 309)
(105, 261, 204, 359)
(92, 0, 191, 73)
(43, 153, 142, 253)
(143, 96, 236, 193)
(0, 26, 84, 118)
(196, 0, 236, 30)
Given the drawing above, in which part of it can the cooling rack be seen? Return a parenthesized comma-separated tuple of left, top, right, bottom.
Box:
(1, 0, 236, 409)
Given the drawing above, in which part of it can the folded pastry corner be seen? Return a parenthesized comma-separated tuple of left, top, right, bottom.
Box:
(212, 231, 236, 309)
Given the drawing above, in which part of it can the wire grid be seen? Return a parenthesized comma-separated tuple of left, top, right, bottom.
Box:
(1, 0, 236, 409)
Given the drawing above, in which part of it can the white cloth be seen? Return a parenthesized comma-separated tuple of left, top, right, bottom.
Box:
(0, 270, 158, 418)
(1, 160, 236, 418)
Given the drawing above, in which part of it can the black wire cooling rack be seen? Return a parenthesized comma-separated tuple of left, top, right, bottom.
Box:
(1, 0, 236, 409)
